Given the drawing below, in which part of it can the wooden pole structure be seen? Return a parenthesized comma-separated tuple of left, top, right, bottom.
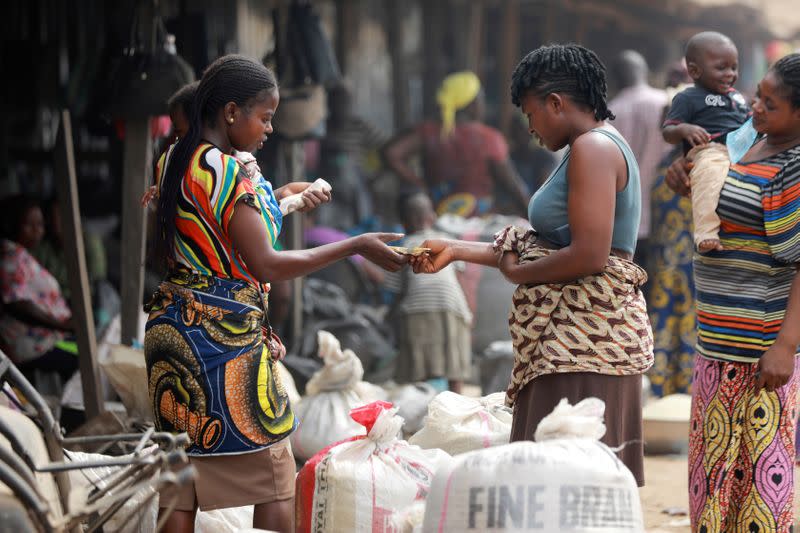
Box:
(120, 3, 155, 347)
(422, 0, 449, 118)
(386, 0, 410, 131)
(336, 0, 359, 76)
(465, 0, 485, 76)
(498, 0, 521, 137)
(54, 110, 104, 419)
(119, 119, 152, 347)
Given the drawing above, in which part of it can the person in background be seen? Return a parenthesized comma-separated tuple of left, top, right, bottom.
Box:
(646, 60, 697, 397)
(384, 71, 529, 217)
(608, 50, 670, 267)
(317, 80, 388, 230)
(145, 55, 405, 533)
(411, 44, 653, 486)
(0, 196, 77, 383)
(666, 53, 800, 533)
(33, 198, 107, 302)
(384, 192, 472, 393)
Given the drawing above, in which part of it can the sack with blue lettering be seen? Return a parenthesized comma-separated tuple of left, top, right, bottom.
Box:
(421, 398, 644, 532)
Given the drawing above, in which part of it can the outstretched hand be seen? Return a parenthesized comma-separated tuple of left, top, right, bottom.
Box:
(409, 239, 454, 274)
(357, 233, 408, 271)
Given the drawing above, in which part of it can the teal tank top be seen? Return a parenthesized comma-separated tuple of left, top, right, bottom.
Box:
(527, 128, 641, 254)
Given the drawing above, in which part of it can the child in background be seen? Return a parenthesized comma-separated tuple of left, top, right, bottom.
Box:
(384, 192, 472, 393)
(662, 31, 750, 252)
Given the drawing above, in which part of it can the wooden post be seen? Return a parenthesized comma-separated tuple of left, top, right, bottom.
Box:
(119, 119, 152, 346)
(422, 0, 449, 118)
(386, 0, 410, 130)
(54, 110, 104, 419)
(465, 0, 484, 75)
(285, 142, 306, 349)
(498, 0, 520, 137)
(336, 0, 359, 75)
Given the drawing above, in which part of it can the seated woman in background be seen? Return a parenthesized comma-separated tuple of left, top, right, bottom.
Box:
(0, 195, 77, 383)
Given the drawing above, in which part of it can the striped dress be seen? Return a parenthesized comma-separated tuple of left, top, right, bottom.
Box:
(690, 144, 800, 532)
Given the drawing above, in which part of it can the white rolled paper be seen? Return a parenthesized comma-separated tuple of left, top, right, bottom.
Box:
(279, 178, 332, 215)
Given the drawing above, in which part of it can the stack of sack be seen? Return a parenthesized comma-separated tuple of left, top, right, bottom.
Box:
(409, 391, 512, 455)
(296, 401, 451, 533)
(421, 398, 645, 532)
(291, 331, 385, 461)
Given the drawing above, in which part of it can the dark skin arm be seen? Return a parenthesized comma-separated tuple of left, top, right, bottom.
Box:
(228, 201, 406, 283)
(489, 159, 530, 214)
(4, 300, 73, 331)
(662, 123, 711, 146)
(757, 269, 800, 392)
(383, 129, 425, 188)
(413, 131, 622, 282)
(497, 131, 621, 284)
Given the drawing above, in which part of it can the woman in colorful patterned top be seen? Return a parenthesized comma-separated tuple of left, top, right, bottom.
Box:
(146, 55, 406, 533)
(668, 53, 800, 533)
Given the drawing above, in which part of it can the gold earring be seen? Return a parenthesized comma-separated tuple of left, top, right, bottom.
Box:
(228, 118, 234, 124)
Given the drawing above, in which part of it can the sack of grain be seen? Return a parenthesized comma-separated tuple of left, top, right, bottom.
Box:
(385, 382, 438, 435)
(296, 401, 452, 533)
(291, 331, 368, 460)
(421, 398, 644, 532)
(409, 391, 511, 455)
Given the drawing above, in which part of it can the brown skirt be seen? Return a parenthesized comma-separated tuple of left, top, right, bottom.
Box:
(509, 372, 645, 487)
(160, 437, 296, 512)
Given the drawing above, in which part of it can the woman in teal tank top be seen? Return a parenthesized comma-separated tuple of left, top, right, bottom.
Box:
(411, 44, 654, 486)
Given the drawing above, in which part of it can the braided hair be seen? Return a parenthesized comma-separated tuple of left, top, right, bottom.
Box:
(155, 55, 278, 266)
(510, 44, 615, 121)
(771, 53, 800, 109)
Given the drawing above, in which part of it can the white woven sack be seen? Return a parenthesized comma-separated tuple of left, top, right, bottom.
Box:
(303, 407, 451, 533)
(409, 391, 512, 455)
(291, 331, 369, 460)
(421, 398, 644, 532)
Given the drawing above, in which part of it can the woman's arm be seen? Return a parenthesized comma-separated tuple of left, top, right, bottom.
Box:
(272, 182, 331, 212)
(228, 202, 406, 283)
(664, 156, 692, 196)
(383, 128, 425, 188)
(757, 268, 800, 392)
(410, 238, 498, 274)
(498, 133, 618, 285)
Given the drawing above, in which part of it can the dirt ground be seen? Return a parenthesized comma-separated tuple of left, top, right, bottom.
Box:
(641, 455, 800, 532)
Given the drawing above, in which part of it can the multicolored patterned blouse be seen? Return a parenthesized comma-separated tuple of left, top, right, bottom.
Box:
(154, 143, 283, 287)
(694, 145, 800, 362)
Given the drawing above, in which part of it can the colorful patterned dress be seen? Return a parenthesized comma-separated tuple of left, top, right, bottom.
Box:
(689, 145, 800, 532)
(144, 143, 295, 456)
(646, 158, 698, 396)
